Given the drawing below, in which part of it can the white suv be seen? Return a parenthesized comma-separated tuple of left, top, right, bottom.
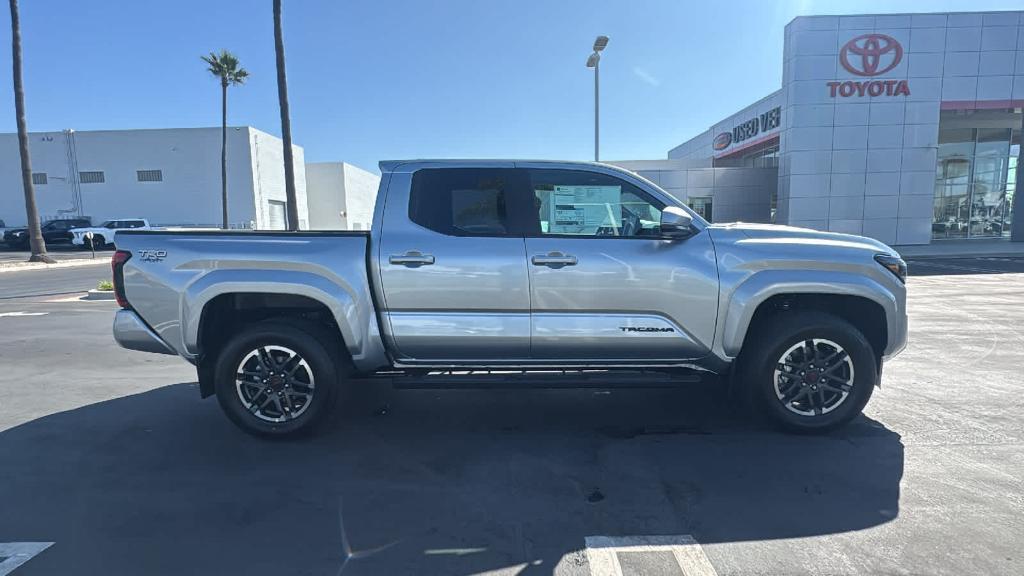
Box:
(71, 219, 151, 249)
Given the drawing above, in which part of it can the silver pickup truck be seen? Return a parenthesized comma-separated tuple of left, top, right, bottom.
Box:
(112, 160, 907, 437)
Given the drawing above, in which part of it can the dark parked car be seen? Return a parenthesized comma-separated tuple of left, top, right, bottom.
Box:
(3, 217, 92, 250)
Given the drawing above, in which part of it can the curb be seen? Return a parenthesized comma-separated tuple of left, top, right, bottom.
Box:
(901, 252, 1024, 260)
(83, 289, 116, 301)
(0, 258, 108, 273)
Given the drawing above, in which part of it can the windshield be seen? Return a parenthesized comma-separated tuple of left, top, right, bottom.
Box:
(99, 221, 115, 228)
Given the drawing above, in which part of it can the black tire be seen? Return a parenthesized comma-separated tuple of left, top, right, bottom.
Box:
(89, 235, 106, 250)
(214, 319, 346, 438)
(741, 310, 876, 434)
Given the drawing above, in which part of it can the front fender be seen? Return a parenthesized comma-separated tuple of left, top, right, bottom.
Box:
(181, 269, 386, 371)
(716, 269, 904, 359)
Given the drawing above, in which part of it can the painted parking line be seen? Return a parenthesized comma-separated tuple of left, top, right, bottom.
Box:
(0, 312, 48, 318)
(0, 543, 53, 576)
(585, 535, 718, 576)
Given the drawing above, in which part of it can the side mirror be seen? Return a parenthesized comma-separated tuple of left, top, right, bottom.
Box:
(660, 206, 695, 239)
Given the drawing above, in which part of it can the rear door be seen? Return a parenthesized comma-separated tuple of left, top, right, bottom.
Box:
(521, 165, 719, 361)
(376, 166, 534, 362)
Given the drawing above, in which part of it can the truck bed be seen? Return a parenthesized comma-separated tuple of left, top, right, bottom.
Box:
(113, 229, 388, 372)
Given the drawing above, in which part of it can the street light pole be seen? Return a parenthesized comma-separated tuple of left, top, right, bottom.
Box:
(594, 56, 599, 161)
(586, 36, 608, 162)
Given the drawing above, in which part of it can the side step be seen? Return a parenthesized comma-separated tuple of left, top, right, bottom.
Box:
(372, 368, 717, 390)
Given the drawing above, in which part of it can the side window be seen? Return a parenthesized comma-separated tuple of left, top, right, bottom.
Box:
(528, 169, 665, 237)
(409, 169, 512, 236)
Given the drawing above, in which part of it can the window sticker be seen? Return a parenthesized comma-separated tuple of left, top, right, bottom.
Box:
(546, 185, 621, 234)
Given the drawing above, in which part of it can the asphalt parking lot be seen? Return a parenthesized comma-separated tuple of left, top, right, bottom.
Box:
(0, 259, 1022, 575)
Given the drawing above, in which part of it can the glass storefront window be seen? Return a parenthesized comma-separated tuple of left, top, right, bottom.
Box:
(933, 109, 1022, 239)
(688, 196, 713, 222)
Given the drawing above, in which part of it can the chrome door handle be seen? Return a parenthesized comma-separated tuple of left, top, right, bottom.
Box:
(531, 252, 577, 268)
(389, 251, 435, 267)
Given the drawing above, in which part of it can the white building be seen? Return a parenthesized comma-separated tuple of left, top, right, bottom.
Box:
(304, 162, 381, 230)
(0, 126, 309, 230)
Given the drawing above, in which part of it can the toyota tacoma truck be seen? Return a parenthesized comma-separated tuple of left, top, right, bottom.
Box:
(111, 160, 907, 437)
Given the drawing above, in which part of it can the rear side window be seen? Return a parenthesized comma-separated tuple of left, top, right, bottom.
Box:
(409, 169, 514, 236)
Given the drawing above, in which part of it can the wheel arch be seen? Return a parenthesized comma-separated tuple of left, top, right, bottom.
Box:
(719, 270, 898, 362)
(183, 270, 387, 379)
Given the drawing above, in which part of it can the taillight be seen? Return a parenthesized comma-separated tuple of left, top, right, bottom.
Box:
(111, 250, 132, 308)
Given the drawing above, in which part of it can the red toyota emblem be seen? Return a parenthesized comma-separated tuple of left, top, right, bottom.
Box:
(712, 132, 732, 151)
(839, 33, 903, 77)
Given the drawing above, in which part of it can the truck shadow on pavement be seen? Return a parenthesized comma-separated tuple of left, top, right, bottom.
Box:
(0, 381, 903, 575)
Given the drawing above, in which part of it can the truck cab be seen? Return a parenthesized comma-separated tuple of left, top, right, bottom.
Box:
(374, 161, 719, 365)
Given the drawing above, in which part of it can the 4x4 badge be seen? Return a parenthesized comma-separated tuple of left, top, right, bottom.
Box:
(137, 249, 167, 262)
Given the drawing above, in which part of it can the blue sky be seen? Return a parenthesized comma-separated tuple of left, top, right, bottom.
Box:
(1, 0, 1021, 172)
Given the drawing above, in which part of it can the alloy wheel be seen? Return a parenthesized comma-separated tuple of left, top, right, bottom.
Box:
(235, 345, 316, 423)
(772, 338, 855, 417)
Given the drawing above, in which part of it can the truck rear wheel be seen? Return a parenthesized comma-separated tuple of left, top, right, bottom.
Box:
(742, 311, 876, 433)
(214, 320, 343, 437)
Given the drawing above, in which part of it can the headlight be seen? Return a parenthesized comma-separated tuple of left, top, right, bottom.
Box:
(874, 254, 907, 283)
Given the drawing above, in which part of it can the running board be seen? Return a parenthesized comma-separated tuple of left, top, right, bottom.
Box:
(373, 368, 714, 390)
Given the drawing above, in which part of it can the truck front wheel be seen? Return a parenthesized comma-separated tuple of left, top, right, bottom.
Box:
(742, 311, 877, 433)
(214, 320, 342, 437)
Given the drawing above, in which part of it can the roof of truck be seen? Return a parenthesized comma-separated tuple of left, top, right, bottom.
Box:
(378, 159, 628, 174)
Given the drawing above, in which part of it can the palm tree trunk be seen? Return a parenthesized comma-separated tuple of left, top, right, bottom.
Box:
(8, 0, 52, 263)
(221, 80, 228, 229)
(274, 0, 299, 231)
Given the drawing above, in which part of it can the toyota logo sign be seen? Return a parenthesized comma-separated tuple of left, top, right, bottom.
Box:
(839, 33, 903, 77)
(712, 132, 732, 151)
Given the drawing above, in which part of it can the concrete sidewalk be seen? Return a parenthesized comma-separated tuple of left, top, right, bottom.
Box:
(894, 239, 1024, 259)
(0, 249, 111, 272)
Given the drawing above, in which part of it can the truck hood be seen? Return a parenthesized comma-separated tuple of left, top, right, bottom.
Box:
(709, 222, 899, 257)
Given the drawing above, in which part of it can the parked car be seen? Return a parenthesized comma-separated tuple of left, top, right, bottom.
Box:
(112, 160, 908, 437)
(3, 217, 91, 250)
(71, 218, 152, 249)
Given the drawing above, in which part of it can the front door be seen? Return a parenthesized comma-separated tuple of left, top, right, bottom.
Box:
(521, 166, 719, 361)
(377, 167, 534, 362)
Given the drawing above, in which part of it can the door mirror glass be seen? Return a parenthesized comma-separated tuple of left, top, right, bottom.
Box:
(660, 207, 694, 239)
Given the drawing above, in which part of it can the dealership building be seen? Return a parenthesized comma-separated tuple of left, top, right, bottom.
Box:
(621, 10, 1024, 245)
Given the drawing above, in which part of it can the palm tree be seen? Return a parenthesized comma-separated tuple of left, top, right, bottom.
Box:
(273, 0, 299, 230)
(8, 0, 52, 262)
(201, 50, 248, 229)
